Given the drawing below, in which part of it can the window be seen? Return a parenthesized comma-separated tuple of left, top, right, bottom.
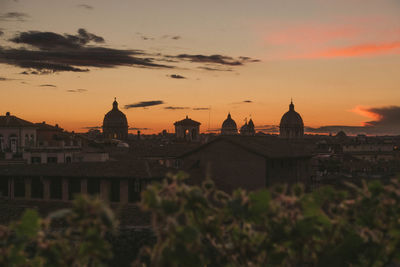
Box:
(0, 178, 8, 197)
(129, 179, 141, 202)
(14, 177, 25, 198)
(31, 177, 44, 199)
(9, 135, 18, 153)
(50, 178, 62, 199)
(87, 179, 100, 195)
(47, 157, 58, 164)
(110, 180, 120, 202)
(65, 156, 72, 163)
(31, 157, 41, 164)
(25, 134, 29, 147)
(0, 135, 3, 152)
(69, 179, 81, 200)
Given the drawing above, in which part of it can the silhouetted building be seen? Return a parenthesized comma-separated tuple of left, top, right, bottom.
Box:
(178, 136, 312, 193)
(279, 100, 304, 138)
(240, 118, 255, 136)
(0, 112, 36, 154)
(103, 98, 128, 140)
(221, 113, 238, 135)
(174, 116, 201, 141)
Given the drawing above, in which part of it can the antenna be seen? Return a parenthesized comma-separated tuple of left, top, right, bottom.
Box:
(208, 106, 211, 132)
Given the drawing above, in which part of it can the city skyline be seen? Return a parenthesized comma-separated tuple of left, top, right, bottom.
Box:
(1, 0, 400, 135)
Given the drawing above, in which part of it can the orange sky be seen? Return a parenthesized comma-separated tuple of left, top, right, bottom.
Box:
(1, 0, 399, 134)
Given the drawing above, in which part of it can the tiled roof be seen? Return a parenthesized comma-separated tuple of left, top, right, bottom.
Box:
(179, 135, 313, 159)
(174, 116, 201, 126)
(0, 160, 168, 179)
(0, 114, 36, 128)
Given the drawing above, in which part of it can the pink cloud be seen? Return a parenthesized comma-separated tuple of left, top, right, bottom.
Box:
(264, 24, 361, 46)
(300, 41, 400, 59)
(351, 105, 382, 126)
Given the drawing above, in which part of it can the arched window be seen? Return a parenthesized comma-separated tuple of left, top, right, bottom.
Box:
(30, 134, 35, 146)
(25, 134, 29, 147)
(9, 134, 18, 153)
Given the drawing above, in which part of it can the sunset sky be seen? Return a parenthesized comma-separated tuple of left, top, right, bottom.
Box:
(1, 0, 399, 135)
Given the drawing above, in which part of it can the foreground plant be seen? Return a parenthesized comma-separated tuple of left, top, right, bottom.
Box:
(138, 173, 400, 267)
(0, 195, 117, 267)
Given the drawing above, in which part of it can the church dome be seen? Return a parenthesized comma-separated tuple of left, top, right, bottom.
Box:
(103, 98, 128, 140)
(221, 113, 238, 135)
(103, 99, 128, 128)
(279, 101, 304, 138)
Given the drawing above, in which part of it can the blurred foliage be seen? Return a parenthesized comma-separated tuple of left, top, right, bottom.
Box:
(138, 172, 400, 267)
(2, 174, 400, 267)
(0, 195, 117, 267)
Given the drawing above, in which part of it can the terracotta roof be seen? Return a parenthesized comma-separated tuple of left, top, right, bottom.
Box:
(179, 135, 313, 159)
(0, 161, 168, 178)
(0, 113, 36, 128)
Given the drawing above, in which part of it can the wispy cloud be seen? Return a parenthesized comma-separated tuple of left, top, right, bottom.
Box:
(124, 100, 164, 109)
(39, 84, 57, 88)
(193, 107, 210, 110)
(164, 106, 190, 110)
(77, 4, 93, 10)
(168, 74, 186, 79)
(67, 89, 87, 93)
(0, 12, 29, 21)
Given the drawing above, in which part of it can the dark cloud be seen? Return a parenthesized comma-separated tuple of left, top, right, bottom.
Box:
(77, 4, 94, 10)
(141, 36, 154, 41)
(0, 30, 4, 36)
(66, 89, 87, 93)
(129, 127, 151, 130)
(1, 29, 173, 74)
(124, 100, 164, 109)
(255, 125, 279, 133)
(169, 74, 186, 79)
(0, 77, 12, 81)
(193, 107, 210, 110)
(0, 12, 29, 21)
(231, 100, 253, 105)
(364, 106, 400, 128)
(39, 84, 56, 88)
(82, 126, 101, 130)
(175, 54, 260, 66)
(307, 106, 400, 135)
(198, 66, 233, 72)
(164, 106, 190, 110)
(10, 28, 104, 49)
(161, 35, 181, 40)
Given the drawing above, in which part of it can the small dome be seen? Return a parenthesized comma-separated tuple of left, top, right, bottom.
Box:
(221, 113, 237, 135)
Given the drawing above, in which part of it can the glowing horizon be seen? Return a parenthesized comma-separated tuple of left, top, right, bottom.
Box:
(1, 0, 399, 135)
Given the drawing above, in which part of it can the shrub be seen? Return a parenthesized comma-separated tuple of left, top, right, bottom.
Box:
(0, 195, 117, 267)
(138, 173, 400, 267)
